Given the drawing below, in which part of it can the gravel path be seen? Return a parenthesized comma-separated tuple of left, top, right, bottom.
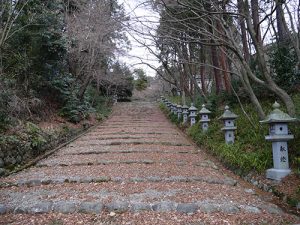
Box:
(0, 101, 299, 224)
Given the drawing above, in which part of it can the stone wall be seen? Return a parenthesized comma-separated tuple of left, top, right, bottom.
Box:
(0, 125, 89, 176)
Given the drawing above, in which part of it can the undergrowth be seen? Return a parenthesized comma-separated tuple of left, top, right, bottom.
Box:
(160, 94, 300, 175)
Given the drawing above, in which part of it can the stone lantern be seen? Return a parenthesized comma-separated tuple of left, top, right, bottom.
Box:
(219, 105, 238, 144)
(189, 103, 198, 126)
(260, 101, 297, 180)
(163, 98, 168, 106)
(166, 100, 172, 111)
(199, 104, 211, 132)
(182, 105, 189, 123)
(177, 105, 182, 120)
(171, 103, 176, 114)
(173, 103, 178, 115)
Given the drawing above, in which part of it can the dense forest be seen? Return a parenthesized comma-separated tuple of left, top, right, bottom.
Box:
(0, 0, 135, 127)
(133, 0, 300, 118)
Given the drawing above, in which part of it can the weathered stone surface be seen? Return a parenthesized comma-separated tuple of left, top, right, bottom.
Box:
(78, 177, 93, 183)
(176, 203, 198, 213)
(219, 204, 239, 213)
(0, 168, 6, 176)
(141, 159, 154, 164)
(105, 201, 129, 212)
(243, 205, 261, 214)
(16, 180, 27, 186)
(197, 202, 219, 213)
(175, 161, 186, 166)
(130, 202, 152, 212)
(165, 176, 188, 182)
(28, 201, 53, 213)
(41, 179, 52, 185)
(5, 156, 16, 165)
(51, 178, 65, 184)
(244, 189, 255, 194)
(152, 201, 177, 212)
(78, 202, 103, 214)
(14, 205, 28, 214)
(0, 204, 7, 214)
(222, 179, 238, 186)
(130, 177, 146, 182)
(26, 179, 42, 186)
(93, 176, 111, 183)
(111, 177, 123, 182)
(52, 201, 77, 213)
(16, 155, 22, 163)
(260, 204, 283, 214)
(0, 158, 4, 168)
(147, 176, 162, 182)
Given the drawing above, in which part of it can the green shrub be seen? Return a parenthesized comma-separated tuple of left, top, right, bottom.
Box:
(161, 98, 274, 175)
(25, 122, 47, 154)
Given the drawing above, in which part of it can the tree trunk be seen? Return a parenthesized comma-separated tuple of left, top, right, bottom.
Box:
(276, 1, 290, 43)
(244, 1, 296, 116)
(237, 0, 250, 63)
(78, 75, 92, 101)
(211, 45, 223, 94)
(199, 44, 207, 94)
(251, 0, 262, 42)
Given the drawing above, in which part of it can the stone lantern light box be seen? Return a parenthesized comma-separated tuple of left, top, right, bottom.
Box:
(189, 103, 198, 126)
(182, 105, 189, 123)
(177, 105, 182, 120)
(166, 101, 172, 111)
(260, 101, 297, 181)
(219, 105, 238, 144)
(199, 104, 211, 132)
(172, 103, 177, 114)
(173, 103, 178, 115)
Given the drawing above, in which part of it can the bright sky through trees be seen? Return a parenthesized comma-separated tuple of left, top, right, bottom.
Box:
(119, 0, 160, 77)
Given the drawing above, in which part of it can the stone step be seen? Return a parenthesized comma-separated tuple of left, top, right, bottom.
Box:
(0, 200, 282, 215)
(90, 128, 181, 133)
(36, 153, 215, 168)
(73, 137, 189, 145)
(57, 144, 197, 155)
(60, 149, 198, 156)
(0, 175, 237, 187)
(78, 135, 183, 141)
(78, 135, 186, 142)
(1, 164, 228, 184)
(99, 120, 172, 127)
(87, 132, 180, 136)
(0, 183, 282, 215)
(95, 125, 176, 129)
(69, 140, 192, 147)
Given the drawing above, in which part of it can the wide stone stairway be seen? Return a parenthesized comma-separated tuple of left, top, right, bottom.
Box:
(0, 102, 299, 224)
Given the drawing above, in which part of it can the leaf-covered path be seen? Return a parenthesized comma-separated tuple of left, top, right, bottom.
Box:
(0, 102, 299, 224)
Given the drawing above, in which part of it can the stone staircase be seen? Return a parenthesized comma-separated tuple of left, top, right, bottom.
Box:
(0, 102, 298, 224)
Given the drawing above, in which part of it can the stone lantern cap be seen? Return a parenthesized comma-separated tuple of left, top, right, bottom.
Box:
(177, 105, 182, 110)
(219, 105, 238, 120)
(189, 103, 198, 112)
(182, 105, 189, 110)
(260, 101, 297, 124)
(199, 104, 211, 115)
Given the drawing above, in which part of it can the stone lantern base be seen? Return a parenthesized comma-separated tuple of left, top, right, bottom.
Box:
(266, 168, 291, 181)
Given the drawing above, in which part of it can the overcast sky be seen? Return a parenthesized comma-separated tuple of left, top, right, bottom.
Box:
(118, 0, 160, 77)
